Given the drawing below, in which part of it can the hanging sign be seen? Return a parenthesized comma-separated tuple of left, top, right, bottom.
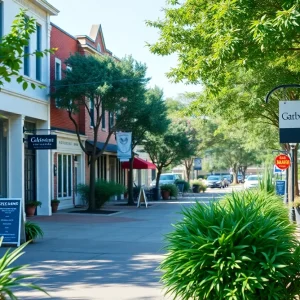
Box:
(116, 132, 132, 160)
(0, 199, 22, 246)
(274, 154, 290, 170)
(279, 101, 300, 143)
(28, 135, 57, 150)
(194, 158, 202, 170)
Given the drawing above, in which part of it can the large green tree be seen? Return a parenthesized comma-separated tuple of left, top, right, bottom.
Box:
(0, 10, 54, 89)
(53, 54, 149, 211)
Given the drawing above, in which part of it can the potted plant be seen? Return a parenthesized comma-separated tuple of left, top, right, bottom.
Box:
(25, 201, 42, 217)
(51, 199, 60, 213)
(191, 180, 201, 193)
(25, 221, 43, 243)
(161, 185, 171, 200)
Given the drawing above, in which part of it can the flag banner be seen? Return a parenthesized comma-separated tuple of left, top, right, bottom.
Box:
(116, 132, 132, 160)
(194, 158, 202, 170)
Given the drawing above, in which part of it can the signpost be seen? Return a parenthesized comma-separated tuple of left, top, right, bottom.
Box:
(0, 199, 22, 246)
(27, 135, 57, 150)
(274, 154, 290, 170)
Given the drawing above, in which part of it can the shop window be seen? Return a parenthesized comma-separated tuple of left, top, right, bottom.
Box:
(90, 98, 94, 127)
(102, 103, 106, 129)
(57, 154, 73, 198)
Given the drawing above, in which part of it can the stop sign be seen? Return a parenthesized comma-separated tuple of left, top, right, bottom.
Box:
(275, 154, 291, 170)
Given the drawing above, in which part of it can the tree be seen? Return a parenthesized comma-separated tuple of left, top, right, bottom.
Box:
(146, 0, 300, 86)
(0, 10, 54, 89)
(121, 86, 169, 205)
(53, 54, 149, 211)
(143, 120, 197, 191)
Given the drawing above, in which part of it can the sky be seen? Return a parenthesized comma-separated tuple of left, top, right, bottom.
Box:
(48, 0, 202, 99)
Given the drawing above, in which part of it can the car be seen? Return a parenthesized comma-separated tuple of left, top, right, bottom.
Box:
(150, 173, 181, 187)
(223, 174, 233, 184)
(238, 174, 244, 183)
(205, 175, 227, 188)
(244, 175, 260, 189)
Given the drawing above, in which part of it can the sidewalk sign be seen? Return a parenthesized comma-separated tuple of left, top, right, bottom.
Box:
(275, 180, 286, 196)
(137, 188, 148, 208)
(0, 199, 22, 246)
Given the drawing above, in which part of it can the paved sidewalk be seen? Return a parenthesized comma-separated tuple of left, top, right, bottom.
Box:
(2, 201, 196, 300)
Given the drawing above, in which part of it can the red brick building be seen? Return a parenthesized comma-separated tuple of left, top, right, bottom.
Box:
(50, 23, 125, 210)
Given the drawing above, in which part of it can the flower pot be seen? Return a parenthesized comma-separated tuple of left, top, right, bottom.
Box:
(161, 190, 170, 200)
(26, 205, 36, 217)
(51, 203, 59, 213)
(192, 185, 200, 193)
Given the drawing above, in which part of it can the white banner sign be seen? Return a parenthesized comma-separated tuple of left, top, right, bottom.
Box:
(116, 132, 132, 160)
(279, 101, 300, 128)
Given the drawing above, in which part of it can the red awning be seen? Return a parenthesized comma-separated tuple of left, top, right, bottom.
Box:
(121, 157, 156, 169)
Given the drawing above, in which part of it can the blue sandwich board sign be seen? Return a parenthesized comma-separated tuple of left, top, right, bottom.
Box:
(0, 199, 22, 246)
(275, 180, 286, 196)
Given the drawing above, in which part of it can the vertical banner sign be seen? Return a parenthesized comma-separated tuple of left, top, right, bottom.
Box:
(116, 132, 132, 161)
(194, 158, 202, 170)
(279, 101, 300, 143)
(0, 199, 22, 246)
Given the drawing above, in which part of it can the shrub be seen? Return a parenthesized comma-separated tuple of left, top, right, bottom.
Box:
(190, 180, 206, 193)
(160, 190, 300, 300)
(161, 184, 178, 198)
(0, 237, 48, 299)
(25, 200, 42, 207)
(25, 221, 44, 242)
(259, 167, 275, 194)
(175, 179, 190, 192)
(77, 180, 125, 209)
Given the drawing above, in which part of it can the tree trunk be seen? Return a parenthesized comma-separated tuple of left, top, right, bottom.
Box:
(156, 168, 162, 189)
(232, 164, 238, 184)
(127, 156, 135, 205)
(88, 155, 96, 211)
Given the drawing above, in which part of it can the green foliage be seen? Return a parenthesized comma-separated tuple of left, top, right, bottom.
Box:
(25, 201, 42, 207)
(175, 179, 190, 192)
(51, 199, 60, 204)
(160, 190, 300, 299)
(0, 237, 48, 299)
(191, 180, 207, 192)
(259, 167, 275, 194)
(77, 180, 125, 209)
(161, 184, 178, 198)
(0, 9, 55, 89)
(25, 222, 43, 242)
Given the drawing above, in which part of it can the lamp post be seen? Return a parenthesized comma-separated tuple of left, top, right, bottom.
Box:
(290, 143, 297, 221)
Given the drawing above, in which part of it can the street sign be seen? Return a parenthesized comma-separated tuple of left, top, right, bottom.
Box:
(28, 135, 57, 150)
(275, 180, 286, 196)
(279, 101, 300, 143)
(274, 154, 290, 170)
(194, 158, 202, 170)
(273, 165, 286, 174)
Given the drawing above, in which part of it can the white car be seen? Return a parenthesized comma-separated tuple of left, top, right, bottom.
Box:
(150, 173, 181, 187)
(244, 175, 260, 189)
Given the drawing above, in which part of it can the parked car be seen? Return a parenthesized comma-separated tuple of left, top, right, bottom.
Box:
(205, 175, 227, 188)
(223, 174, 233, 184)
(238, 174, 244, 183)
(150, 173, 181, 187)
(244, 175, 260, 189)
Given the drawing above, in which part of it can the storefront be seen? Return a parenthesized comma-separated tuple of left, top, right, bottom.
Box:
(52, 131, 86, 209)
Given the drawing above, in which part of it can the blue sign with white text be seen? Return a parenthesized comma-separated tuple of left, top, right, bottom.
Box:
(0, 199, 22, 246)
(276, 180, 286, 196)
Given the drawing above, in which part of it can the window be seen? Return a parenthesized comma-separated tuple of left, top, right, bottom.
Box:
(109, 112, 114, 129)
(97, 43, 101, 52)
(24, 16, 30, 76)
(102, 103, 106, 129)
(36, 24, 41, 81)
(90, 98, 94, 127)
(57, 154, 73, 198)
(0, 1, 3, 38)
(55, 58, 62, 80)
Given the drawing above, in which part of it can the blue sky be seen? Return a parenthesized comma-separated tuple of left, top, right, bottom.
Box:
(48, 0, 202, 99)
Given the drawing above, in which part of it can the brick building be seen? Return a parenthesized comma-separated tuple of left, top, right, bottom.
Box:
(50, 23, 125, 209)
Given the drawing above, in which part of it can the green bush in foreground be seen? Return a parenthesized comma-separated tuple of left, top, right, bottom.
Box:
(160, 191, 300, 299)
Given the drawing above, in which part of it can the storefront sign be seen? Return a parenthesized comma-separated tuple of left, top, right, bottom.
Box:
(28, 135, 57, 150)
(194, 158, 202, 170)
(274, 154, 290, 170)
(0, 199, 22, 246)
(275, 180, 286, 196)
(116, 132, 132, 160)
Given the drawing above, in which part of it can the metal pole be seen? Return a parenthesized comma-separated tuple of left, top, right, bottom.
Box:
(291, 146, 296, 221)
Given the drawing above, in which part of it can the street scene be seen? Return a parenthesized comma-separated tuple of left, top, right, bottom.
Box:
(1, 0, 300, 299)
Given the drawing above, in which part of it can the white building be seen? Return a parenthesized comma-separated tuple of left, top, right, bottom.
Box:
(0, 0, 59, 215)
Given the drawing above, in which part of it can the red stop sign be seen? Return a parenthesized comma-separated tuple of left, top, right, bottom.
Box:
(275, 154, 290, 170)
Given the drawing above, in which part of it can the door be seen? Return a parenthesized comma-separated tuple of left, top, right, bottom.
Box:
(74, 158, 81, 206)
(24, 148, 36, 203)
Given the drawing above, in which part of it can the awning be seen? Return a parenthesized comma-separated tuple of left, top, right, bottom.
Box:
(86, 140, 117, 153)
(122, 157, 156, 169)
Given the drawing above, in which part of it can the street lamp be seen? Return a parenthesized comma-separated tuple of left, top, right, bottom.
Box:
(290, 143, 297, 221)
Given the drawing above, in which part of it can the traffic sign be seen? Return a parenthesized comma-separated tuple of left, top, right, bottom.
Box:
(274, 154, 291, 170)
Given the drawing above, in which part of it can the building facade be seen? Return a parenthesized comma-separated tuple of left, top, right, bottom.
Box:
(0, 0, 58, 215)
(50, 23, 126, 209)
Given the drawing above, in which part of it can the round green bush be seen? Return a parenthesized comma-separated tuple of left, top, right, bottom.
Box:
(160, 190, 300, 299)
(161, 184, 178, 198)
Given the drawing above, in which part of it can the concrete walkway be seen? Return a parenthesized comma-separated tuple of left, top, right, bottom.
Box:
(3, 201, 198, 300)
